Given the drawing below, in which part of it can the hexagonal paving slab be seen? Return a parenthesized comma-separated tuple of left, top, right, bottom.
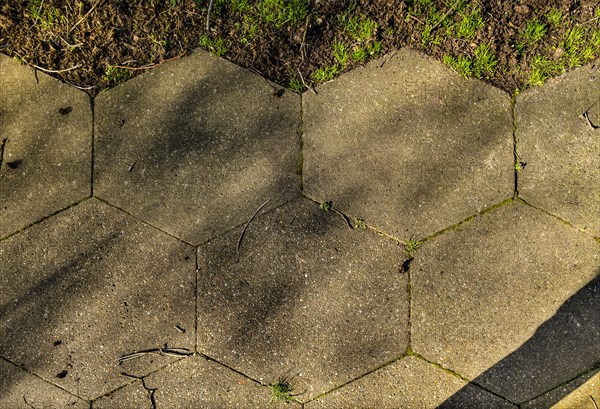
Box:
(196, 197, 408, 400)
(411, 200, 599, 404)
(0, 357, 88, 408)
(94, 48, 301, 245)
(0, 198, 196, 399)
(302, 49, 514, 240)
(306, 356, 517, 408)
(0, 54, 91, 238)
(516, 60, 600, 237)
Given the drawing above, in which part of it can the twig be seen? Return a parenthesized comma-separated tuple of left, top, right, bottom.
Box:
(300, 15, 310, 64)
(15, 53, 80, 74)
(581, 111, 599, 129)
(22, 395, 38, 409)
(118, 347, 193, 363)
(379, 51, 397, 67)
(237, 199, 271, 255)
(591, 395, 599, 409)
(430, 0, 461, 32)
(107, 53, 186, 71)
(297, 69, 316, 94)
(408, 15, 425, 25)
(331, 207, 355, 229)
(69, 0, 102, 33)
(205, 0, 214, 31)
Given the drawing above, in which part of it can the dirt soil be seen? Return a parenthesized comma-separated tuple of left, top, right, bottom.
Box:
(0, 0, 599, 95)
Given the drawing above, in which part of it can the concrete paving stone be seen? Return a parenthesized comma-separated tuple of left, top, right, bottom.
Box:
(306, 356, 517, 409)
(0, 54, 92, 238)
(523, 369, 600, 409)
(95, 48, 301, 245)
(0, 357, 88, 408)
(411, 200, 600, 404)
(196, 197, 408, 400)
(92, 380, 152, 409)
(0, 198, 196, 399)
(144, 355, 298, 408)
(516, 60, 600, 237)
(302, 48, 514, 240)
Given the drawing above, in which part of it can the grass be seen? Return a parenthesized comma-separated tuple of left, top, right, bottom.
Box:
(103, 66, 132, 84)
(443, 43, 497, 79)
(456, 7, 484, 39)
(256, 0, 308, 28)
(199, 35, 229, 57)
(269, 375, 300, 403)
(404, 235, 422, 258)
(27, 0, 65, 31)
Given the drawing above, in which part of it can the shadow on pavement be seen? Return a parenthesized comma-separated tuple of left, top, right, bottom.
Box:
(440, 270, 600, 407)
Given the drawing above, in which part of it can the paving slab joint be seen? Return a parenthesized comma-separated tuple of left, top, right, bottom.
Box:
(516, 196, 600, 241)
(0, 196, 92, 241)
(408, 350, 517, 406)
(511, 95, 521, 198)
(519, 363, 600, 407)
(304, 355, 407, 404)
(89, 94, 95, 197)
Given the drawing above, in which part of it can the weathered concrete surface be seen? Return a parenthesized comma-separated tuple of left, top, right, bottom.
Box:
(0, 198, 196, 399)
(0, 54, 91, 238)
(516, 60, 600, 237)
(144, 355, 297, 407)
(0, 357, 88, 408)
(196, 197, 407, 400)
(523, 369, 600, 409)
(412, 200, 600, 404)
(92, 380, 153, 408)
(94, 48, 301, 245)
(303, 49, 514, 240)
(306, 356, 517, 408)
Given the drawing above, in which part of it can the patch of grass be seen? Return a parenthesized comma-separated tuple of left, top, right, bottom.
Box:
(404, 235, 422, 258)
(545, 8, 562, 26)
(311, 65, 340, 83)
(354, 219, 366, 229)
(199, 35, 229, 57)
(269, 376, 299, 403)
(238, 15, 259, 44)
(444, 43, 497, 79)
(528, 55, 561, 86)
(473, 43, 497, 77)
(345, 15, 378, 43)
(230, 0, 251, 14)
(457, 7, 484, 39)
(288, 74, 303, 93)
(524, 18, 547, 43)
(27, 0, 65, 31)
(333, 42, 349, 66)
(352, 47, 368, 63)
(319, 201, 332, 212)
(256, 0, 308, 28)
(103, 66, 132, 84)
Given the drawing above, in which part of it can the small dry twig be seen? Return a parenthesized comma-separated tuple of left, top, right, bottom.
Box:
(300, 15, 310, 64)
(591, 396, 599, 409)
(107, 53, 186, 71)
(581, 111, 599, 129)
(205, 0, 214, 31)
(15, 53, 80, 74)
(69, 0, 102, 33)
(297, 69, 316, 94)
(118, 347, 193, 363)
(237, 199, 271, 255)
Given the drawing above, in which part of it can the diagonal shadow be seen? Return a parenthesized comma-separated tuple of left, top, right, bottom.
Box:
(439, 270, 600, 407)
